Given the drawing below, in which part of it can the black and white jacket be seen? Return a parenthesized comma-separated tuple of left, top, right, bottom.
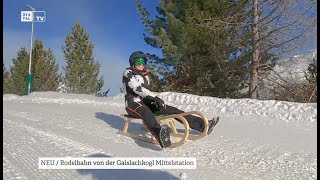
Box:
(122, 67, 157, 106)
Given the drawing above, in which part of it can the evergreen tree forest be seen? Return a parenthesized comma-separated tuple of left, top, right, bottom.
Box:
(136, 0, 316, 99)
(4, 41, 60, 96)
(3, 1, 316, 102)
(4, 22, 107, 96)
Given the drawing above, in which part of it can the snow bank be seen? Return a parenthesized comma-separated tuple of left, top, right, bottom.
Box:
(4, 91, 317, 128)
(158, 92, 317, 128)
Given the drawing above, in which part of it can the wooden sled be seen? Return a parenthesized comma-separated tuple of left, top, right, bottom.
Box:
(117, 111, 209, 148)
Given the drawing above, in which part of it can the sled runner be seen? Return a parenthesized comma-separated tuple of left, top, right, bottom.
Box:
(117, 111, 210, 148)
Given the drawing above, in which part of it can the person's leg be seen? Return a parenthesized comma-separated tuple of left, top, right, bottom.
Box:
(125, 102, 171, 148)
(126, 102, 160, 131)
(151, 104, 206, 133)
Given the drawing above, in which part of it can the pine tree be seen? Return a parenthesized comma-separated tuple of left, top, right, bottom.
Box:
(3, 64, 11, 94)
(145, 54, 169, 92)
(9, 48, 30, 95)
(32, 40, 60, 92)
(147, 69, 163, 92)
(62, 22, 104, 94)
(306, 58, 317, 83)
(95, 89, 110, 97)
(305, 57, 317, 102)
(136, 0, 252, 98)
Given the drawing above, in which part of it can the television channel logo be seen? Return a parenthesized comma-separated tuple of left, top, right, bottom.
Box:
(21, 11, 46, 22)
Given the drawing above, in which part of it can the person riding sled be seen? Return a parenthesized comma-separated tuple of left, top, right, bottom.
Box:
(122, 51, 219, 148)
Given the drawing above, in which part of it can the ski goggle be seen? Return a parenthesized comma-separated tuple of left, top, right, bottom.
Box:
(133, 57, 147, 65)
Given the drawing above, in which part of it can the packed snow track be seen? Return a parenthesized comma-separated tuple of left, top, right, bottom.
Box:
(3, 92, 317, 180)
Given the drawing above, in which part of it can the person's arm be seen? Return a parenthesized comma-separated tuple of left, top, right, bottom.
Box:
(123, 69, 165, 107)
(123, 69, 157, 98)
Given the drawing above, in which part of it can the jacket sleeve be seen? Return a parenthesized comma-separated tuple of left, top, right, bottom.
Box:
(123, 69, 157, 98)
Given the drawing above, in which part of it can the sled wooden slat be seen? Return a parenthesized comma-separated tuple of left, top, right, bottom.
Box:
(118, 111, 209, 148)
(117, 131, 158, 144)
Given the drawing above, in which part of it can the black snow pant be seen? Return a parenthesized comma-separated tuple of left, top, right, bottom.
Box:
(125, 101, 205, 137)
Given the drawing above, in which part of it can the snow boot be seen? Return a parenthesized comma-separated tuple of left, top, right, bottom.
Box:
(158, 124, 171, 148)
(207, 117, 219, 135)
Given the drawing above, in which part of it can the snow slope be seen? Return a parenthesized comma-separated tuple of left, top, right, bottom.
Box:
(259, 49, 317, 100)
(274, 49, 317, 82)
(3, 91, 317, 180)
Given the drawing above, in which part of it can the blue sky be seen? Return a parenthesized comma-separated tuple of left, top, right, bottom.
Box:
(4, 0, 162, 96)
(3, 0, 317, 96)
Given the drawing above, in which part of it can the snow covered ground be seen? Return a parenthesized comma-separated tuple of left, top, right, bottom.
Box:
(274, 49, 317, 83)
(259, 49, 317, 100)
(3, 91, 317, 180)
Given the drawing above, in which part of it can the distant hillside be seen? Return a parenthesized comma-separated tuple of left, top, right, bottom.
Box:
(259, 49, 317, 101)
(273, 49, 317, 82)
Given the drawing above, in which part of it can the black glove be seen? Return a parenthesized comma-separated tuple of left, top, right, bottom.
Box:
(154, 96, 165, 108)
(147, 96, 165, 108)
